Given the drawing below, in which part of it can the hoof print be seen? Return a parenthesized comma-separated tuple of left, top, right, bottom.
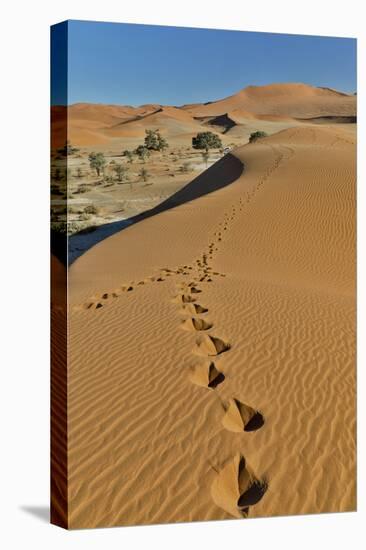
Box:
(222, 399, 264, 433)
(181, 317, 212, 332)
(195, 334, 230, 356)
(174, 294, 196, 304)
(190, 361, 225, 389)
(211, 454, 267, 518)
(182, 303, 208, 315)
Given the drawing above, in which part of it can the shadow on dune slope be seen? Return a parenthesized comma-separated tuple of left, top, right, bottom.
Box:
(65, 152, 244, 264)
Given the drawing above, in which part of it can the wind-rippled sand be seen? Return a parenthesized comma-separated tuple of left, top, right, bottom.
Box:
(67, 125, 356, 528)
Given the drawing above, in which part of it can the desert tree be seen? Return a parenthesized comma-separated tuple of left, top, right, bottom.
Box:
(201, 151, 209, 167)
(144, 129, 169, 152)
(144, 129, 159, 150)
(113, 163, 129, 183)
(123, 150, 134, 163)
(135, 145, 150, 163)
(249, 131, 268, 143)
(88, 152, 106, 177)
(157, 133, 168, 152)
(192, 131, 222, 153)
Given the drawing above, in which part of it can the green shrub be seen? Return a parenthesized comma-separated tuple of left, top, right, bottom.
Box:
(113, 164, 129, 183)
(192, 131, 222, 152)
(135, 145, 150, 163)
(144, 129, 168, 151)
(88, 152, 106, 176)
(84, 205, 99, 215)
(249, 131, 268, 143)
(122, 150, 134, 163)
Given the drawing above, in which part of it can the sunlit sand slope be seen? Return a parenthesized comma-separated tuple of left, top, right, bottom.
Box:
(68, 125, 356, 528)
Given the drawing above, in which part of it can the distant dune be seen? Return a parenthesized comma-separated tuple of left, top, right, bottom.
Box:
(51, 83, 356, 147)
(105, 106, 205, 139)
(182, 83, 356, 117)
(68, 124, 356, 527)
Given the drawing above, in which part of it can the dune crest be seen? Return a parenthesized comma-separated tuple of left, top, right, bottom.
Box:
(51, 82, 356, 147)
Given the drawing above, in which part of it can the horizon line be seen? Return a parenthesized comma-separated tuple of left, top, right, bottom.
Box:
(51, 80, 357, 109)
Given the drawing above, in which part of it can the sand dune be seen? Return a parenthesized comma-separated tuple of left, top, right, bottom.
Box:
(105, 106, 204, 139)
(67, 124, 355, 527)
(52, 103, 160, 147)
(183, 83, 356, 118)
(51, 83, 356, 147)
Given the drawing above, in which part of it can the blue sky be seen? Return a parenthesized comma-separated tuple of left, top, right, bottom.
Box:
(51, 20, 357, 106)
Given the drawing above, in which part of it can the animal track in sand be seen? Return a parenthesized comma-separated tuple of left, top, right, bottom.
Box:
(182, 303, 208, 315)
(211, 454, 268, 518)
(78, 261, 192, 312)
(181, 317, 213, 332)
(195, 334, 230, 356)
(173, 293, 197, 304)
(189, 286, 202, 294)
(222, 398, 264, 433)
(190, 361, 225, 389)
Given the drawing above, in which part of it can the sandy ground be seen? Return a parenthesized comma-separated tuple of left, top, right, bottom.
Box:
(66, 124, 356, 528)
(51, 84, 356, 250)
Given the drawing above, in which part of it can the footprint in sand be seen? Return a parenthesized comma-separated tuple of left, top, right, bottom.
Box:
(195, 334, 230, 356)
(189, 286, 202, 294)
(222, 398, 264, 433)
(181, 317, 213, 331)
(173, 293, 197, 304)
(190, 361, 225, 389)
(182, 303, 208, 315)
(211, 454, 268, 518)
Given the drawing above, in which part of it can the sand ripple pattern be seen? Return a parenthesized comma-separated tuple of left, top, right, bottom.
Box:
(68, 126, 356, 527)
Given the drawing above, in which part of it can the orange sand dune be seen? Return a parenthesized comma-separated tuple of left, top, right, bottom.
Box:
(105, 106, 205, 139)
(52, 83, 356, 147)
(68, 103, 160, 124)
(67, 124, 356, 528)
(229, 109, 295, 123)
(183, 83, 356, 118)
(51, 103, 160, 146)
